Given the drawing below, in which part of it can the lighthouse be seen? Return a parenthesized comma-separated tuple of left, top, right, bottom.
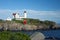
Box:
(12, 11, 27, 20)
(24, 11, 27, 18)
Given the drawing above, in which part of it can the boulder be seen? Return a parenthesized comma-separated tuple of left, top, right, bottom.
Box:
(30, 32, 45, 40)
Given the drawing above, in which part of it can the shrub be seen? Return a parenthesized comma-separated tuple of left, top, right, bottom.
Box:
(0, 31, 31, 40)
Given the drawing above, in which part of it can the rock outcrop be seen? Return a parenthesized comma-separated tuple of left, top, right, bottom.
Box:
(0, 22, 37, 30)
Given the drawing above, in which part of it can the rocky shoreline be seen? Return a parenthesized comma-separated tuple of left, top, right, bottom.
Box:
(0, 22, 60, 31)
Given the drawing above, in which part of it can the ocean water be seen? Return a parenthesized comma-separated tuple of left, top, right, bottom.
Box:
(20, 29, 60, 38)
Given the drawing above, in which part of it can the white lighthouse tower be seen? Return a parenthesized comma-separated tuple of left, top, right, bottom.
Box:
(24, 11, 27, 18)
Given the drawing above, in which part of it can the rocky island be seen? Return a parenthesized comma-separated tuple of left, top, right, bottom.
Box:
(0, 18, 59, 31)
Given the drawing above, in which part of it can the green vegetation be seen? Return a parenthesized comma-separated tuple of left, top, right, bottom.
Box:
(43, 20, 56, 29)
(24, 18, 56, 25)
(12, 18, 56, 26)
(0, 19, 4, 23)
(12, 19, 23, 24)
(0, 31, 31, 40)
(44, 20, 56, 26)
(26, 18, 40, 25)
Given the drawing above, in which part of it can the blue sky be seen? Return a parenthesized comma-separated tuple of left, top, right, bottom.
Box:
(0, 0, 60, 23)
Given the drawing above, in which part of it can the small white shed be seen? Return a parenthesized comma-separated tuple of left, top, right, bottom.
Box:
(6, 17, 11, 21)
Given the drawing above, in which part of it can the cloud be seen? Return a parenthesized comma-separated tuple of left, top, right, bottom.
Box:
(27, 10, 60, 17)
(0, 9, 60, 23)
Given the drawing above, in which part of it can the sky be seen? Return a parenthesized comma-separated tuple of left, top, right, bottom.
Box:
(0, 0, 60, 23)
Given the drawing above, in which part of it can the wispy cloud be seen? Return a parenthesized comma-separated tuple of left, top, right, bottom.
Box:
(0, 9, 60, 23)
(27, 10, 60, 17)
